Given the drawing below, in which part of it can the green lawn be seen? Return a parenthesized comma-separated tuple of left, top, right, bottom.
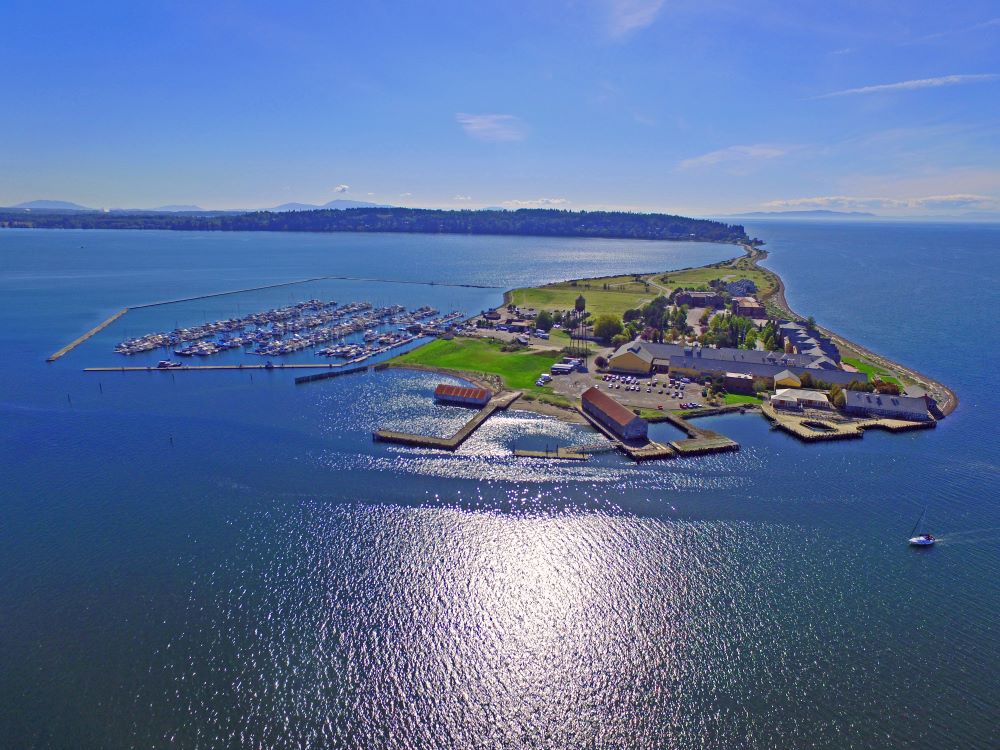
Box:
(509, 284, 655, 319)
(841, 357, 901, 385)
(654, 263, 775, 297)
(723, 393, 763, 405)
(392, 336, 563, 391)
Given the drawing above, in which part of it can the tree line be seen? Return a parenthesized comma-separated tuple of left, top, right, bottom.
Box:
(0, 207, 749, 243)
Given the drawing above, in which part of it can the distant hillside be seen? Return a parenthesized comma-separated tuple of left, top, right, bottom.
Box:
(727, 209, 877, 219)
(269, 199, 386, 212)
(11, 199, 91, 210)
(0, 207, 749, 243)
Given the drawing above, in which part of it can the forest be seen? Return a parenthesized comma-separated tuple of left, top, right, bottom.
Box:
(0, 207, 750, 243)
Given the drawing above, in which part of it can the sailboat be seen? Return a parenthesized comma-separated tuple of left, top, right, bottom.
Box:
(909, 507, 935, 547)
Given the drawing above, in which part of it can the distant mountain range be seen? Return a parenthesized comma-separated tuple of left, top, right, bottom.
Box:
(5, 198, 388, 213)
(12, 200, 93, 211)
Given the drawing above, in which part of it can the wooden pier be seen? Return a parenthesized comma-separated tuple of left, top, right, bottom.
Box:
(760, 402, 935, 442)
(47, 308, 129, 362)
(656, 411, 740, 456)
(374, 391, 521, 451)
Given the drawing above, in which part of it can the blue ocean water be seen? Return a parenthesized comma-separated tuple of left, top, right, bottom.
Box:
(1, 224, 998, 748)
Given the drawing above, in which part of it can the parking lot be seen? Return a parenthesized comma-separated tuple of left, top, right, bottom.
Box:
(551, 369, 708, 412)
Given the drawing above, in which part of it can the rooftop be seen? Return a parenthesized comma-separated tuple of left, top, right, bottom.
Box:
(581, 386, 641, 428)
(434, 384, 490, 401)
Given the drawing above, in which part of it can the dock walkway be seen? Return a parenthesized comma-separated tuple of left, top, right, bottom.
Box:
(374, 391, 521, 451)
(47, 309, 129, 362)
(655, 411, 740, 456)
(513, 447, 590, 461)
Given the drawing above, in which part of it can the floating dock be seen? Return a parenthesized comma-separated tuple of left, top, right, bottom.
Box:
(374, 391, 521, 451)
(513, 447, 590, 461)
(47, 308, 129, 362)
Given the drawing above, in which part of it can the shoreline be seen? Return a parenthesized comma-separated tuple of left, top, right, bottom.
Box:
(746, 244, 957, 417)
(388, 240, 955, 433)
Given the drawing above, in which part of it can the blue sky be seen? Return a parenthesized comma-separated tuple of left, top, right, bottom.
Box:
(2, 0, 999, 215)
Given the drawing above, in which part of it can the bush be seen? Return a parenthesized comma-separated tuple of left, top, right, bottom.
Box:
(592, 314, 624, 342)
(595, 355, 608, 369)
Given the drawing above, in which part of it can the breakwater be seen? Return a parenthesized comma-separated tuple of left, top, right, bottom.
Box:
(47, 308, 129, 362)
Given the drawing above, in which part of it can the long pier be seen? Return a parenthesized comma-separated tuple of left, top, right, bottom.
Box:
(47, 308, 129, 362)
(83, 363, 350, 372)
(374, 391, 521, 451)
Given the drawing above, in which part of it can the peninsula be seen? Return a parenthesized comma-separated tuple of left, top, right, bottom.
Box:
(387, 242, 954, 455)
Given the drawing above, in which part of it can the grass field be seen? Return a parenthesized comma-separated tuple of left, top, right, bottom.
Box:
(392, 336, 563, 391)
(842, 357, 901, 385)
(653, 262, 776, 297)
(508, 283, 656, 319)
(723, 393, 763, 405)
(507, 249, 778, 322)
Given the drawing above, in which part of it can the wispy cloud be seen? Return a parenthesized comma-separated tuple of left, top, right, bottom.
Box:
(502, 198, 569, 208)
(762, 194, 999, 211)
(452, 195, 472, 201)
(904, 17, 1000, 45)
(814, 74, 1000, 99)
(398, 192, 413, 197)
(606, 0, 665, 38)
(679, 143, 795, 170)
(455, 113, 527, 142)
(333, 184, 349, 193)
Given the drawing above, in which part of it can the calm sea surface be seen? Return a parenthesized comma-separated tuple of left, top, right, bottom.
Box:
(1, 224, 998, 748)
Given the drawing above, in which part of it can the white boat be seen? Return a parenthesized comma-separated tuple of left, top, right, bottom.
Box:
(908, 507, 935, 546)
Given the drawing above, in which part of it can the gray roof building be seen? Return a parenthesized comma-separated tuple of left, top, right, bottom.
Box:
(843, 390, 930, 421)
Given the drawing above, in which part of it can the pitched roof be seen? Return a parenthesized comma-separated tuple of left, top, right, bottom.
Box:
(774, 388, 830, 403)
(434, 384, 490, 401)
(581, 387, 641, 427)
(843, 390, 927, 414)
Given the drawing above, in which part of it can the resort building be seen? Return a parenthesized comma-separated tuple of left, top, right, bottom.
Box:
(732, 296, 767, 319)
(770, 388, 831, 410)
(843, 390, 931, 421)
(607, 341, 860, 387)
(581, 387, 648, 441)
(434, 383, 491, 407)
(778, 321, 840, 361)
(675, 290, 723, 308)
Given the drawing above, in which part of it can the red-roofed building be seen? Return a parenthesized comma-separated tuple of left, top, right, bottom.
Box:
(581, 387, 647, 440)
(434, 383, 491, 407)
